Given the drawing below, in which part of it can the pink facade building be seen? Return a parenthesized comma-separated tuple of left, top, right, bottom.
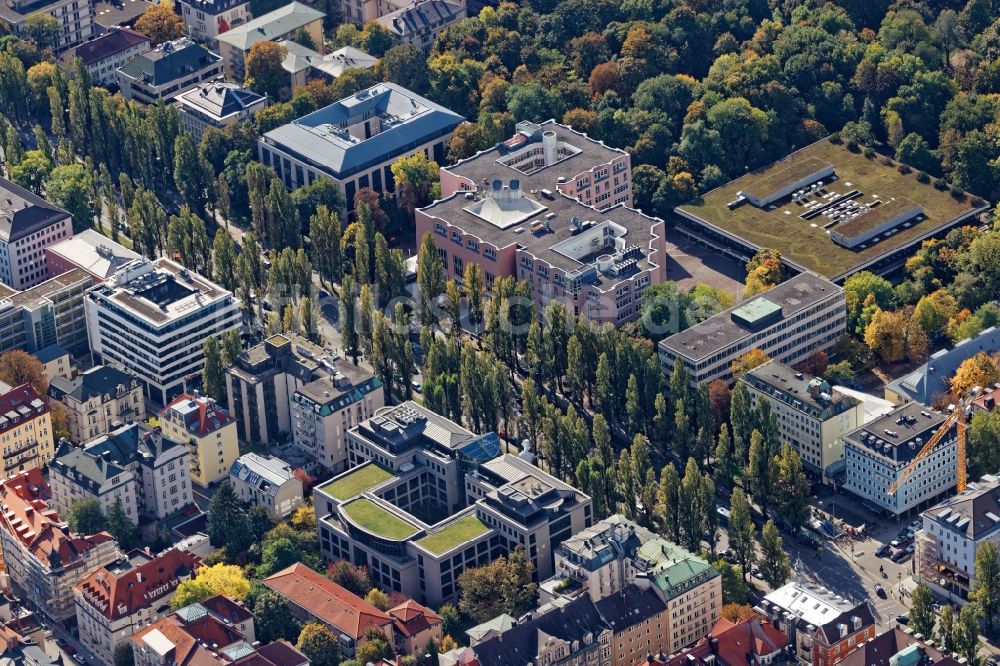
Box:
(417, 121, 666, 323)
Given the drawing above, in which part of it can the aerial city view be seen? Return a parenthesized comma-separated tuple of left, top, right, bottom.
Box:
(0, 0, 999, 663)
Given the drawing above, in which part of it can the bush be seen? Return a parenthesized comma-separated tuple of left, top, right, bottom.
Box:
(879, 155, 892, 166)
(950, 186, 966, 201)
(897, 164, 911, 174)
(862, 145, 874, 157)
(917, 171, 930, 183)
(846, 140, 859, 152)
(971, 196, 985, 207)
(934, 177, 948, 190)
(828, 132, 842, 144)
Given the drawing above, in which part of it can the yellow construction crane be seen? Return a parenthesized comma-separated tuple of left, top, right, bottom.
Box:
(887, 396, 973, 497)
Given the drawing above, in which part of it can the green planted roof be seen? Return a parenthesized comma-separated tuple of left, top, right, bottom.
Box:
(342, 498, 419, 540)
(321, 464, 394, 500)
(417, 514, 490, 555)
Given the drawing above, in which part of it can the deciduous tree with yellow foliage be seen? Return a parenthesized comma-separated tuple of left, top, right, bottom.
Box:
(951, 351, 1000, 395)
(171, 564, 250, 609)
(134, 1, 184, 45)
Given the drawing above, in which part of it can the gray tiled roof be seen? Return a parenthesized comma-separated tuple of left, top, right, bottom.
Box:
(49, 365, 138, 404)
(217, 2, 323, 51)
(118, 38, 221, 86)
(377, 0, 463, 38)
(0, 177, 70, 242)
(52, 442, 127, 492)
(260, 82, 463, 178)
(887, 326, 1000, 405)
(175, 81, 266, 120)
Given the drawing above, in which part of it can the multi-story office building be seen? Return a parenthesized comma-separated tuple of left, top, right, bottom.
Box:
(80, 422, 193, 520)
(262, 563, 394, 658)
(290, 367, 385, 473)
(756, 577, 876, 666)
(85, 258, 242, 405)
(49, 440, 140, 524)
(376, 0, 465, 52)
(915, 473, 1000, 605)
(74, 547, 200, 664)
(259, 83, 463, 213)
(659, 272, 846, 387)
(116, 38, 223, 104)
(217, 2, 324, 80)
(740, 360, 864, 481)
(3, 267, 92, 355)
(0, 0, 95, 51)
(48, 365, 144, 443)
(225, 333, 377, 447)
(843, 403, 958, 517)
(0, 469, 122, 621)
(44, 229, 141, 284)
(160, 393, 239, 486)
(418, 121, 666, 323)
(315, 402, 592, 606)
(176, 0, 250, 49)
(62, 28, 149, 86)
(0, 178, 74, 290)
(0, 384, 54, 479)
(229, 453, 303, 519)
(174, 80, 268, 140)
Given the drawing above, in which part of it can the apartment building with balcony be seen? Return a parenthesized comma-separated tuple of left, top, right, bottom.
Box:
(80, 422, 193, 520)
(0, 268, 92, 357)
(289, 365, 384, 473)
(0, 469, 122, 621)
(174, 80, 268, 140)
(376, 0, 465, 52)
(740, 360, 864, 481)
(756, 576, 876, 666)
(48, 365, 144, 443)
(315, 402, 592, 606)
(226, 333, 332, 445)
(49, 440, 140, 524)
(658, 272, 846, 387)
(843, 402, 958, 517)
(74, 547, 200, 664)
(0, 384, 54, 479)
(419, 121, 660, 323)
(915, 473, 1000, 605)
(160, 393, 238, 486)
(85, 258, 241, 406)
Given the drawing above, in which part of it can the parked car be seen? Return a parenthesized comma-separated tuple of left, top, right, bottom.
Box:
(717, 505, 731, 523)
(411, 381, 422, 394)
(933, 603, 942, 613)
(896, 614, 909, 625)
(891, 549, 910, 563)
(751, 565, 763, 580)
(875, 584, 886, 598)
(875, 544, 890, 557)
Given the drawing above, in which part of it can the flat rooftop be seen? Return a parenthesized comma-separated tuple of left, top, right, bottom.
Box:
(341, 497, 420, 540)
(46, 229, 140, 279)
(415, 513, 489, 555)
(843, 402, 949, 465)
(321, 463, 394, 500)
(89, 258, 230, 325)
(659, 272, 841, 362)
(677, 139, 985, 280)
(10, 268, 90, 310)
(742, 360, 860, 421)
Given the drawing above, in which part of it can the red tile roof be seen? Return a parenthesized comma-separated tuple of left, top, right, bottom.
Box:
(161, 394, 235, 437)
(656, 616, 788, 666)
(262, 563, 392, 639)
(75, 547, 201, 620)
(0, 468, 115, 572)
(388, 599, 443, 638)
(0, 384, 49, 435)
